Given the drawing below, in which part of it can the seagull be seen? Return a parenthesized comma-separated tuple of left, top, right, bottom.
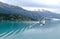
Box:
(39, 17, 46, 26)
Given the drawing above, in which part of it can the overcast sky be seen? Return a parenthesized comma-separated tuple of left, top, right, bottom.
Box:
(0, 0, 60, 14)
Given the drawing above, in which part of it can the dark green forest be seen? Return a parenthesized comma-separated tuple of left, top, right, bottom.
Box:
(0, 13, 33, 21)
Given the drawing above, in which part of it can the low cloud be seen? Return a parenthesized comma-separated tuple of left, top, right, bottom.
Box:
(0, 0, 60, 13)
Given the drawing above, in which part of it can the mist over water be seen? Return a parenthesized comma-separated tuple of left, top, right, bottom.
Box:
(0, 18, 60, 39)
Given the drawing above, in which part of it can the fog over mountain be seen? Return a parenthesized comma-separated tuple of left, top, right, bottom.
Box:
(0, 2, 60, 21)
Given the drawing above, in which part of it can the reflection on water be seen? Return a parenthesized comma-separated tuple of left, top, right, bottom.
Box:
(0, 19, 60, 39)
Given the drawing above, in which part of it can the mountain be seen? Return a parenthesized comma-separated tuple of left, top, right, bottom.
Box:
(36, 10, 60, 19)
(0, 2, 42, 21)
(0, 2, 60, 21)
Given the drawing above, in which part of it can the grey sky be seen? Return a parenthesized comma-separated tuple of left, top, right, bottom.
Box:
(0, 0, 60, 14)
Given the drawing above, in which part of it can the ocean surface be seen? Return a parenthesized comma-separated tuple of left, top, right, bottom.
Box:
(0, 18, 60, 39)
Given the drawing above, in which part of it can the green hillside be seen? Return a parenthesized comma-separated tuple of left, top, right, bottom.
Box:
(0, 13, 33, 21)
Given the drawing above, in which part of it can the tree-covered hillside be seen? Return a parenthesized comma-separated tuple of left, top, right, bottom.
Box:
(0, 13, 33, 21)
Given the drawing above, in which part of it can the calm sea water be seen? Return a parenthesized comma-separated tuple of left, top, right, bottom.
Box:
(0, 19, 60, 39)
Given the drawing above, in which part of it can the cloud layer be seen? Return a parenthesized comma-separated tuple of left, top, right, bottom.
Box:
(0, 0, 60, 13)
